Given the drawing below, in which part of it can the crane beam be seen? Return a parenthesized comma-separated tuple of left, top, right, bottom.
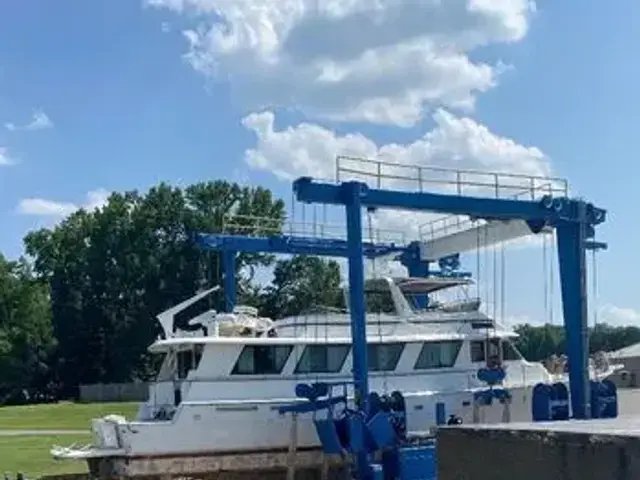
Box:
(195, 233, 407, 259)
(419, 219, 553, 261)
(292, 177, 606, 227)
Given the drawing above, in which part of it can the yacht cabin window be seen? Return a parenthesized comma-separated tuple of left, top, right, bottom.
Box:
(487, 338, 500, 361)
(470, 338, 523, 363)
(470, 341, 485, 363)
(295, 345, 350, 374)
(368, 343, 404, 372)
(502, 340, 522, 361)
(232, 345, 293, 375)
(414, 341, 462, 369)
(177, 346, 203, 380)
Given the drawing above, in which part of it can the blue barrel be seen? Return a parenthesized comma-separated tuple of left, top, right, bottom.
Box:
(590, 379, 618, 419)
(532, 383, 552, 421)
(531, 382, 570, 421)
(550, 382, 570, 420)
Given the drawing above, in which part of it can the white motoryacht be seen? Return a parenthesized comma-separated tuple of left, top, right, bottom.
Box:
(52, 276, 617, 463)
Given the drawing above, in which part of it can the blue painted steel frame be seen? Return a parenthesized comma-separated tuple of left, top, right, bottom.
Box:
(196, 233, 411, 314)
(344, 185, 372, 476)
(292, 178, 606, 227)
(293, 178, 606, 429)
(196, 233, 407, 259)
(221, 250, 236, 313)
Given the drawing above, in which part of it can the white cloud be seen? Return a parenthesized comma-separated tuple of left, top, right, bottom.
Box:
(243, 108, 549, 182)
(0, 147, 14, 166)
(17, 188, 110, 218)
(243, 107, 554, 255)
(5, 110, 54, 132)
(598, 304, 640, 327)
(146, 0, 535, 126)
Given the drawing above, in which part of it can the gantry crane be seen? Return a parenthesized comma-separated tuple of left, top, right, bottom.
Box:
(289, 162, 606, 479)
(195, 159, 608, 479)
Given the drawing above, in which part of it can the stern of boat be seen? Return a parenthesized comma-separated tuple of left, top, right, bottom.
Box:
(51, 415, 128, 460)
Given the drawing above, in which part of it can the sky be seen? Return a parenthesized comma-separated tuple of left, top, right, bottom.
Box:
(0, 0, 639, 327)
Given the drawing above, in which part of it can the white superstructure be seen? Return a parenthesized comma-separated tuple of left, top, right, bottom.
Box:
(52, 276, 617, 461)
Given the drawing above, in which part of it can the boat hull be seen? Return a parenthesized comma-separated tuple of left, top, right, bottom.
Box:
(53, 383, 547, 460)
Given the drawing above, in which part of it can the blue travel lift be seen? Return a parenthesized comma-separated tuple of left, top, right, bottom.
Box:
(196, 174, 616, 479)
(272, 176, 615, 480)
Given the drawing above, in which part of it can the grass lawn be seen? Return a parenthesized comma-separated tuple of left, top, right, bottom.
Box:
(0, 401, 139, 431)
(0, 435, 91, 477)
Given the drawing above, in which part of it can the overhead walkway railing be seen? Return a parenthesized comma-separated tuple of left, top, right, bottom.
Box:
(336, 155, 569, 199)
(335, 155, 569, 257)
(220, 213, 409, 245)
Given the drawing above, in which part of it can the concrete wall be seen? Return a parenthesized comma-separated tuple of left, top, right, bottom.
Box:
(437, 426, 640, 480)
(79, 382, 148, 403)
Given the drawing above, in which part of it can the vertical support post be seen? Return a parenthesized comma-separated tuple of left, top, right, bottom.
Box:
(321, 455, 330, 480)
(406, 260, 429, 309)
(221, 250, 237, 313)
(435, 402, 446, 425)
(344, 184, 370, 409)
(556, 205, 590, 419)
(399, 242, 429, 309)
(343, 182, 371, 479)
(472, 401, 482, 424)
(287, 412, 298, 480)
(501, 398, 511, 423)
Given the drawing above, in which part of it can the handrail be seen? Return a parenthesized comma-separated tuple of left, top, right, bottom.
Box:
(335, 155, 569, 242)
(336, 155, 569, 196)
(221, 213, 408, 245)
(418, 185, 561, 240)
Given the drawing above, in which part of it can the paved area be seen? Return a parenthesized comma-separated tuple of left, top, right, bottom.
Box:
(471, 414, 640, 436)
(470, 388, 640, 436)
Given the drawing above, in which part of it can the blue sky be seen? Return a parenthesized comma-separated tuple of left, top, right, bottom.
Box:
(0, 0, 638, 326)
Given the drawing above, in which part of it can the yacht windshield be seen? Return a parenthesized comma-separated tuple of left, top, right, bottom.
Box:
(341, 283, 398, 314)
(339, 277, 477, 315)
(398, 277, 476, 312)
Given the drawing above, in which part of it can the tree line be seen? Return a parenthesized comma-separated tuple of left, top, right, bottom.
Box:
(0, 180, 638, 404)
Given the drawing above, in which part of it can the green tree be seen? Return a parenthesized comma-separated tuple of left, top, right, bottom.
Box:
(513, 323, 565, 361)
(24, 181, 285, 396)
(259, 256, 343, 319)
(589, 323, 640, 353)
(0, 255, 55, 403)
(513, 322, 640, 361)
